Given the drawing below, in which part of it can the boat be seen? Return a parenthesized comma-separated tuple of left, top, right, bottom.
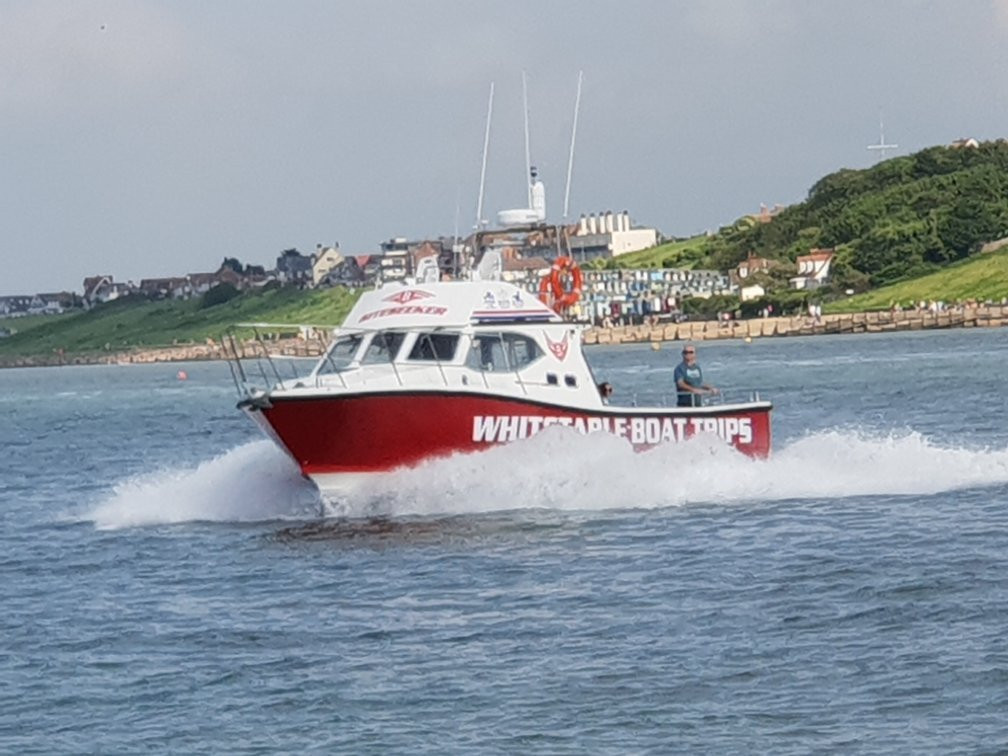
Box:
(226, 265, 772, 497)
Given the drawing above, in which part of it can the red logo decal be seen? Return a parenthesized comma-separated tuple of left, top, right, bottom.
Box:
(384, 289, 434, 305)
(545, 332, 569, 361)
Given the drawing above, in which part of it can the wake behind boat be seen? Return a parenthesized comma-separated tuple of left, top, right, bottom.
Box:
(225, 272, 772, 497)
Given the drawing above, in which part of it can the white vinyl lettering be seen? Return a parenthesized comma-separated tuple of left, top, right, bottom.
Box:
(472, 415, 757, 447)
(738, 418, 753, 444)
(674, 418, 689, 440)
(645, 418, 661, 445)
(499, 416, 521, 442)
(473, 416, 502, 442)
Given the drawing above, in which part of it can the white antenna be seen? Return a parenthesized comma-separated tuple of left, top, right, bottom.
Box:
(867, 110, 897, 161)
(563, 70, 584, 220)
(453, 187, 460, 243)
(475, 82, 494, 228)
(522, 70, 532, 207)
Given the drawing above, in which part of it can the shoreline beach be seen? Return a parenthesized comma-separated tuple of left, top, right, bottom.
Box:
(1, 304, 1005, 369)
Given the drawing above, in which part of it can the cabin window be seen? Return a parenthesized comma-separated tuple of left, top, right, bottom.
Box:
(317, 334, 362, 374)
(408, 332, 460, 361)
(361, 331, 407, 364)
(466, 333, 543, 373)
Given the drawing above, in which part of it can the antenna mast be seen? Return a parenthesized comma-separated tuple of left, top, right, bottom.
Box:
(563, 70, 583, 219)
(475, 82, 494, 228)
(867, 109, 897, 161)
(522, 70, 532, 207)
(453, 187, 460, 243)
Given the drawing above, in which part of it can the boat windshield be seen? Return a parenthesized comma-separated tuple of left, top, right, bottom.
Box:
(316, 333, 363, 374)
(361, 331, 407, 364)
(408, 332, 460, 361)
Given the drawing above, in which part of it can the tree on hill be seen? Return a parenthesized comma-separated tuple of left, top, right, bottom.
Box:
(200, 282, 240, 309)
(693, 139, 1008, 290)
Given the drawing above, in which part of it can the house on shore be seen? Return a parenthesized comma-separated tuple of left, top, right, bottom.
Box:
(790, 249, 835, 290)
(83, 276, 137, 308)
(276, 249, 314, 285)
(139, 277, 190, 300)
(312, 244, 343, 286)
(0, 295, 33, 317)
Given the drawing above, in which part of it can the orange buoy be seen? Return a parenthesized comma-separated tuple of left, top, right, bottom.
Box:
(537, 256, 583, 313)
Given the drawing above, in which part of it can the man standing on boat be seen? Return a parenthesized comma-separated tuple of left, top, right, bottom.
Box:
(675, 344, 717, 407)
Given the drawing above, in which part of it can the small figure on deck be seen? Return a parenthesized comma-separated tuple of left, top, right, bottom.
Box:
(598, 381, 614, 404)
(675, 344, 717, 407)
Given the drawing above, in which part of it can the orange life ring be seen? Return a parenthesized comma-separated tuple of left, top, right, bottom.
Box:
(538, 256, 583, 312)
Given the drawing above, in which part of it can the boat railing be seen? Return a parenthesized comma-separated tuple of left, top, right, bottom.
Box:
(619, 388, 767, 409)
(220, 323, 336, 398)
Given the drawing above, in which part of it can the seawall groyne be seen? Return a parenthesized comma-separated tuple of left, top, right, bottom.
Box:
(583, 305, 1008, 345)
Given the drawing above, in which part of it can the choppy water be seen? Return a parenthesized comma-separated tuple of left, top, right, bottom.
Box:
(2, 329, 1007, 753)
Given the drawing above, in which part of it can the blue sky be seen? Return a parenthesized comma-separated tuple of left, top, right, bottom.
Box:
(3, 0, 1008, 295)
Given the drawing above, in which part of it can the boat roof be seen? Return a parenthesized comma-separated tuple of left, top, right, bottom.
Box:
(341, 280, 564, 330)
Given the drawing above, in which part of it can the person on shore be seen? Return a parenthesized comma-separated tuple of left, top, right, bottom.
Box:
(675, 344, 716, 407)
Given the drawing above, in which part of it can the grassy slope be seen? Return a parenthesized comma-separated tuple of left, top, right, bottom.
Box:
(0, 312, 76, 336)
(0, 286, 364, 358)
(826, 247, 1008, 313)
(589, 235, 710, 269)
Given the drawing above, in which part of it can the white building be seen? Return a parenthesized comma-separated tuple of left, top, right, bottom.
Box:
(567, 210, 658, 261)
(790, 249, 835, 290)
(312, 244, 344, 286)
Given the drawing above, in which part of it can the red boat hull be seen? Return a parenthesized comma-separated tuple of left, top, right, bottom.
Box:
(244, 392, 771, 477)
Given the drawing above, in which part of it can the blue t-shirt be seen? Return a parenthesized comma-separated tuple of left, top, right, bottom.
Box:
(674, 360, 703, 406)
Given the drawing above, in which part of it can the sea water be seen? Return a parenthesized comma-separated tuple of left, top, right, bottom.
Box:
(1, 329, 1007, 753)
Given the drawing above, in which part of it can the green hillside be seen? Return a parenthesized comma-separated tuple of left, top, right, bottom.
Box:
(585, 235, 711, 269)
(697, 140, 1008, 292)
(0, 285, 363, 359)
(587, 140, 1008, 315)
(826, 245, 1008, 313)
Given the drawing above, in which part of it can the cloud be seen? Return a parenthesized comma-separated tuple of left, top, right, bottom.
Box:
(678, 0, 800, 47)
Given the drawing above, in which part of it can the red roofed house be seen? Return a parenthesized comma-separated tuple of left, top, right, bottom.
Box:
(735, 253, 774, 281)
(790, 248, 835, 290)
